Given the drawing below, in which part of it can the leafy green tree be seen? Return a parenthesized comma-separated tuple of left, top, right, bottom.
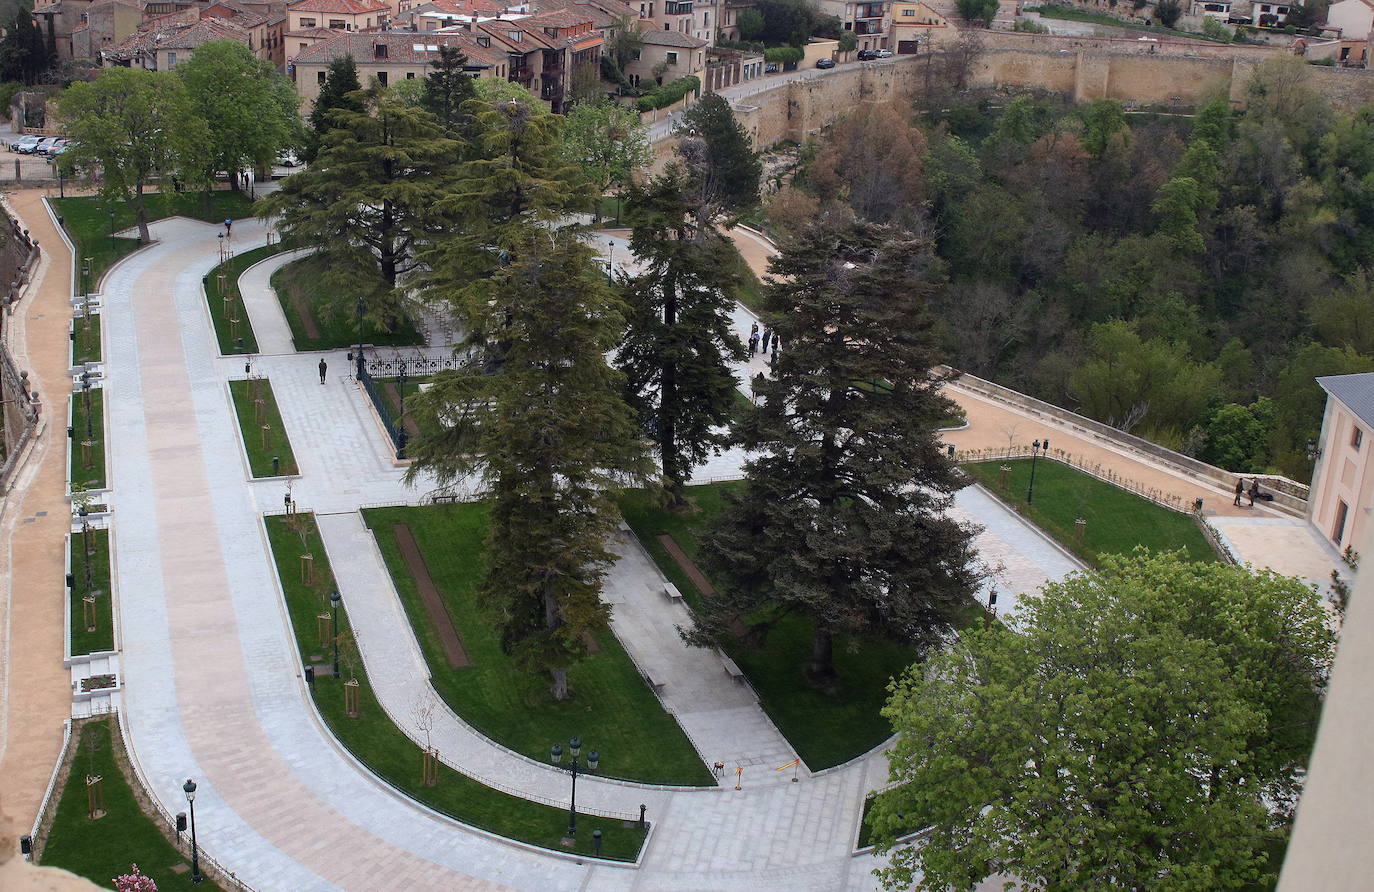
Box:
(955, 0, 998, 26)
(873, 551, 1334, 892)
(677, 92, 762, 212)
(607, 14, 644, 72)
(751, 0, 820, 46)
(1155, 0, 1183, 26)
(180, 40, 301, 191)
(690, 217, 979, 681)
(305, 55, 363, 161)
(1068, 320, 1220, 434)
(0, 5, 51, 85)
(617, 144, 748, 505)
(1152, 176, 1209, 254)
(420, 45, 477, 137)
(737, 7, 765, 39)
(1078, 98, 1129, 161)
(560, 97, 650, 219)
(259, 83, 457, 331)
(1191, 95, 1233, 151)
(408, 230, 649, 701)
(838, 30, 857, 53)
(1310, 266, 1374, 353)
(1201, 398, 1275, 471)
(58, 68, 209, 243)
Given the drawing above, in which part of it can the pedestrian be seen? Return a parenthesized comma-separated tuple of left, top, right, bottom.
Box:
(1234, 478, 1244, 507)
(1247, 479, 1260, 507)
(772, 334, 780, 358)
(750, 322, 758, 340)
(761, 328, 771, 352)
(318, 358, 327, 384)
(749, 333, 759, 355)
(224, 218, 233, 236)
(713, 761, 725, 778)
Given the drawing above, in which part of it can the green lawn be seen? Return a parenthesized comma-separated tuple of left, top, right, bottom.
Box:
(41, 717, 227, 891)
(1027, 3, 1227, 41)
(229, 379, 298, 478)
(618, 484, 920, 769)
(73, 313, 100, 365)
(362, 504, 714, 786)
(270, 255, 423, 351)
(204, 243, 291, 355)
(726, 241, 764, 313)
(964, 459, 1218, 565)
(53, 192, 256, 292)
(69, 526, 113, 656)
(69, 388, 105, 491)
(265, 513, 650, 860)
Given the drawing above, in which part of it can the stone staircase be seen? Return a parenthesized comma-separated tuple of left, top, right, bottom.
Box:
(70, 653, 121, 718)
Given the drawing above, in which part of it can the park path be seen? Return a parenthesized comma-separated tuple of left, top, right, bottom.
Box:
(237, 246, 310, 355)
(0, 190, 80, 845)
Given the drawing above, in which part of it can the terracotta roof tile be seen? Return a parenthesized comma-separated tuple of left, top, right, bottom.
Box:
(287, 0, 390, 14)
(292, 30, 505, 66)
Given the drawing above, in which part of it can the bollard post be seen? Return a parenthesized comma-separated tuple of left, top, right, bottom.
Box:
(638, 803, 647, 830)
(272, 456, 280, 476)
(593, 829, 602, 857)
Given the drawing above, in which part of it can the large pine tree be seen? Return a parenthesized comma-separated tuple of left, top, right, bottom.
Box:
(304, 56, 363, 161)
(409, 228, 650, 700)
(677, 93, 762, 212)
(691, 216, 981, 681)
(260, 82, 456, 331)
(420, 45, 477, 138)
(617, 137, 747, 505)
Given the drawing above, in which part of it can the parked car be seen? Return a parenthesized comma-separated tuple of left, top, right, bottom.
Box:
(873, 48, 893, 58)
(9, 136, 42, 154)
(38, 138, 69, 157)
(816, 57, 836, 69)
(764, 61, 781, 73)
(31, 137, 61, 155)
(857, 49, 878, 60)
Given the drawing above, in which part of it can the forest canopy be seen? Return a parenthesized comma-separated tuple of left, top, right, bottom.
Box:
(769, 56, 1373, 480)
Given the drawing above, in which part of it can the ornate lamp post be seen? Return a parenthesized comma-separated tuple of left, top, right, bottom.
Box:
(397, 365, 408, 459)
(330, 590, 341, 678)
(1026, 438, 1049, 505)
(182, 778, 204, 884)
(550, 736, 599, 838)
(355, 296, 366, 380)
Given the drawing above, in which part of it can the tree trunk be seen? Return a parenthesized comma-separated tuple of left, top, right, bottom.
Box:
(134, 187, 151, 244)
(808, 625, 836, 682)
(543, 583, 570, 700)
(549, 666, 570, 701)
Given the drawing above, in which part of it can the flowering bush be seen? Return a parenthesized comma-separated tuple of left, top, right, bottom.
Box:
(114, 864, 158, 892)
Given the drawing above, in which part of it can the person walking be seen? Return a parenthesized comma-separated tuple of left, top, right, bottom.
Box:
(1247, 479, 1260, 507)
(1234, 478, 1244, 506)
(749, 333, 759, 356)
(771, 334, 780, 359)
(761, 328, 772, 352)
(224, 218, 233, 236)
(318, 358, 327, 384)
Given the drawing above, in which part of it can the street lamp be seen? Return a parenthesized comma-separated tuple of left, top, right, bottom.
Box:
(330, 590, 341, 678)
(355, 296, 366, 380)
(550, 736, 599, 838)
(397, 365, 408, 460)
(182, 778, 204, 884)
(1026, 438, 1049, 505)
(107, 211, 115, 249)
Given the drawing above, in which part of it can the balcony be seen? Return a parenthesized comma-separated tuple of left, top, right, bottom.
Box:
(854, 19, 884, 33)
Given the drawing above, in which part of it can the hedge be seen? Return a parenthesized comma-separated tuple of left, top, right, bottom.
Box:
(636, 75, 700, 111)
(763, 46, 804, 64)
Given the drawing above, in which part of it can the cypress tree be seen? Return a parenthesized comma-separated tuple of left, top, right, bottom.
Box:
(690, 215, 980, 682)
(617, 135, 748, 505)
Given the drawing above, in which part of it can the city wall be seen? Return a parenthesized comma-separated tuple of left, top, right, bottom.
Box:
(651, 32, 1374, 161)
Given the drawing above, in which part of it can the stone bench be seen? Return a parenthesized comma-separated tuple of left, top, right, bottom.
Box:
(644, 671, 665, 693)
(721, 654, 745, 683)
(663, 582, 683, 601)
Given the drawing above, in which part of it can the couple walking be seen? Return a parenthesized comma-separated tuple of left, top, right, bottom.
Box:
(1234, 477, 1262, 507)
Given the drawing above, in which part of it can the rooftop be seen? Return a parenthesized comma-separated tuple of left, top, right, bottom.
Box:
(288, 0, 390, 14)
(292, 29, 505, 66)
(638, 27, 706, 47)
(1319, 373, 1374, 430)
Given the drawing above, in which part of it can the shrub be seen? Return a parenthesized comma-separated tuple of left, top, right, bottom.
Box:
(763, 46, 805, 64)
(1154, 0, 1182, 27)
(635, 75, 700, 111)
(1014, 18, 1049, 31)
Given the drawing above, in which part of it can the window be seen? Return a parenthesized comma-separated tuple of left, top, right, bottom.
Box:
(406, 70, 415, 78)
(299, 16, 315, 26)
(377, 70, 387, 85)
(1353, 427, 1364, 450)
(318, 70, 327, 83)
(666, 50, 678, 64)
(166, 51, 177, 66)
(902, 7, 914, 13)
(329, 18, 346, 28)
(508, 30, 522, 40)
(1334, 499, 1350, 545)
(477, 36, 490, 46)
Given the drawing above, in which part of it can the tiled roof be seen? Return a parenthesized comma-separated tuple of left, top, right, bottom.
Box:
(292, 30, 504, 66)
(288, 0, 390, 14)
(1320, 374, 1374, 430)
(639, 27, 705, 47)
(526, 6, 596, 27)
(285, 25, 346, 36)
(106, 17, 251, 57)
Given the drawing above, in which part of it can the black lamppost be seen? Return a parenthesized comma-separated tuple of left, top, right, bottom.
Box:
(330, 590, 341, 678)
(397, 365, 408, 459)
(355, 296, 366, 379)
(80, 371, 93, 441)
(1026, 438, 1049, 504)
(550, 736, 599, 838)
(182, 778, 204, 884)
(107, 210, 115, 249)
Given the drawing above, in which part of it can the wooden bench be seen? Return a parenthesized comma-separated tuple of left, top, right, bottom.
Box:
(721, 655, 746, 683)
(663, 582, 683, 601)
(643, 671, 666, 693)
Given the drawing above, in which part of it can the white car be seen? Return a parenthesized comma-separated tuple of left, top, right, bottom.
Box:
(9, 136, 42, 153)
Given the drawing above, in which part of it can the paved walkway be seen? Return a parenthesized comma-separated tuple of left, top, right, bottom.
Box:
(237, 246, 309, 355)
(0, 190, 83, 847)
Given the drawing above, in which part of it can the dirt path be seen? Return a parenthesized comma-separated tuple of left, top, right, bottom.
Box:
(0, 189, 78, 843)
(392, 524, 471, 669)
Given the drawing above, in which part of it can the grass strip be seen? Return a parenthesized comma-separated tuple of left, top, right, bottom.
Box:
(41, 717, 226, 891)
(362, 504, 714, 786)
(73, 313, 101, 365)
(53, 192, 256, 292)
(229, 379, 298, 478)
(726, 241, 764, 313)
(266, 513, 650, 861)
(69, 526, 114, 655)
(271, 255, 424, 351)
(963, 459, 1218, 566)
(204, 243, 291, 355)
(618, 483, 917, 770)
(70, 388, 106, 491)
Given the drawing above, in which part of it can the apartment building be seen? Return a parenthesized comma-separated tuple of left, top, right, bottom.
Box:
(291, 30, 506, 102)
(816, 0, 889, 53)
